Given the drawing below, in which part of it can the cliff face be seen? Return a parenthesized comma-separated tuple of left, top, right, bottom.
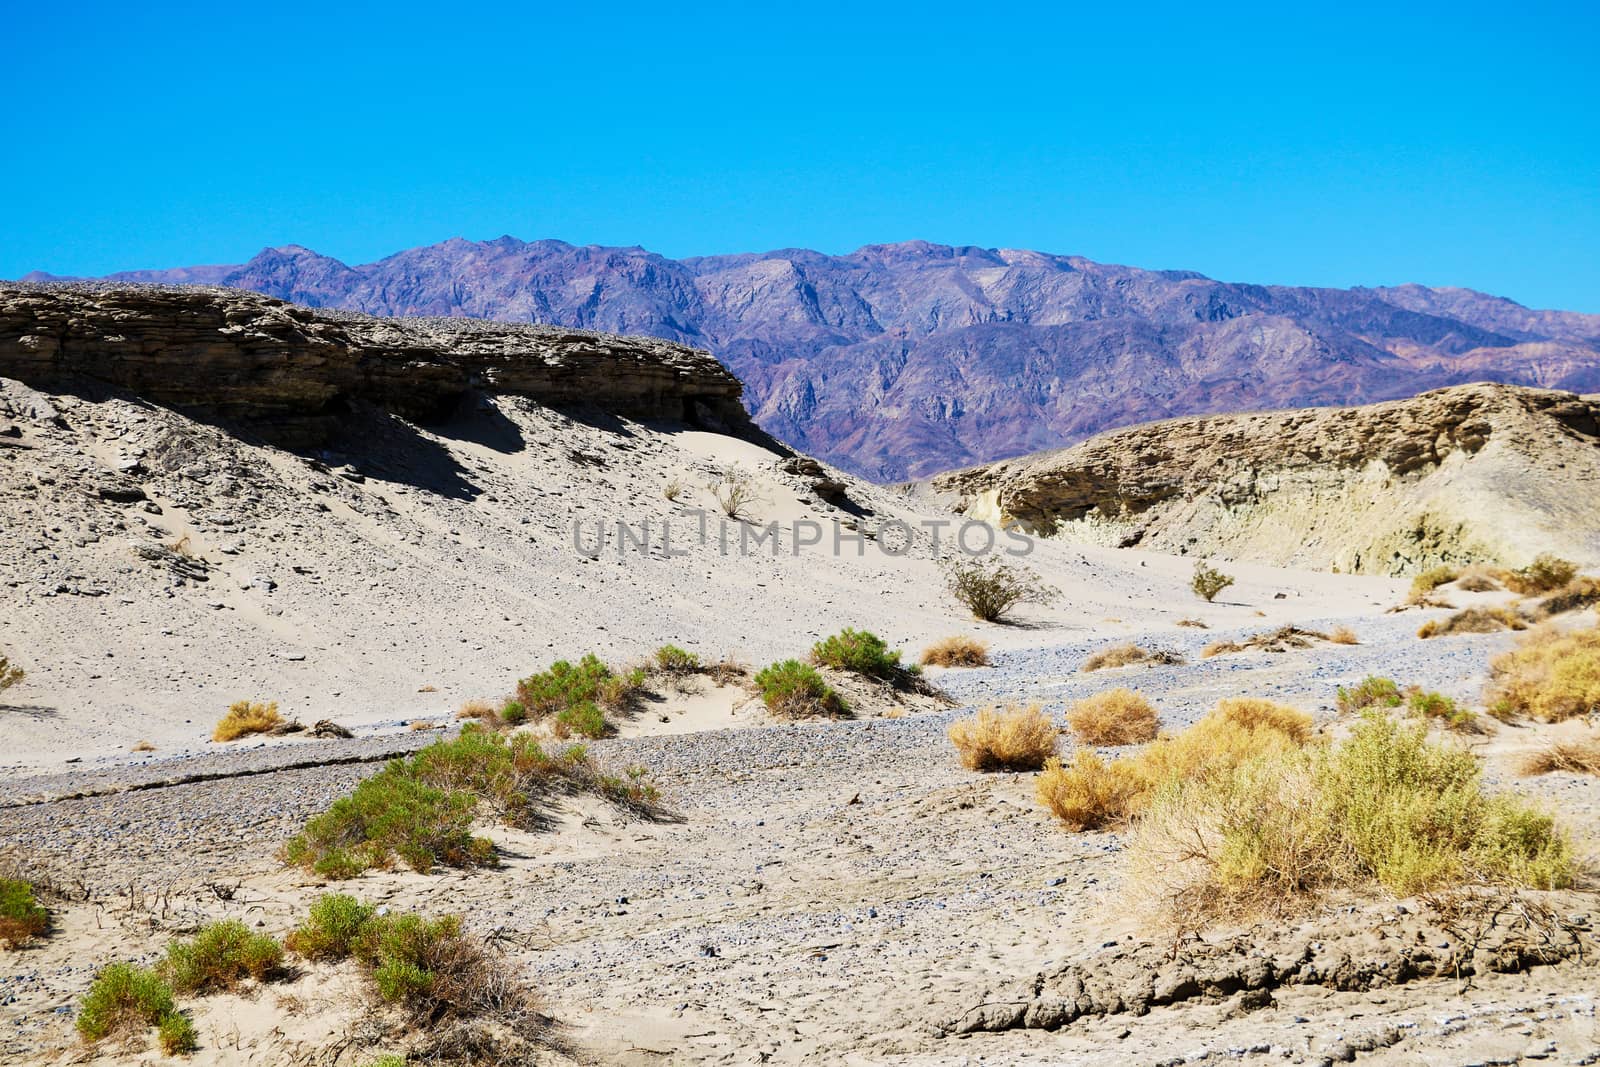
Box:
(43, 238, 1600, 480)
(930, 383, 1600, 575)
(0, 283, 752, 445)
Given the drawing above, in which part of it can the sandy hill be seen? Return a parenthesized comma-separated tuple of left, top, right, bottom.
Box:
(928, 383, 1600, 575)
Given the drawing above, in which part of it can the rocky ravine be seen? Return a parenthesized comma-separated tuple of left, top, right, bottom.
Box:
(928, 383, 1600, 575)
(27, 238, 1600, 480)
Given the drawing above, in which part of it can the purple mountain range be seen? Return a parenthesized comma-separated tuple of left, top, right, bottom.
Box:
(24, 238, 1600, 481)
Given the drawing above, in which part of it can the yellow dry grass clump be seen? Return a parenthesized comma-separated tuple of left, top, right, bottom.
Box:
(1417, 606, 1527, 639)
(919, 636, 991, 668)
(1486, 624, 1600, 721)
(1081, 644, 1151, 672)
(212, 700, 283, 742)
(947, 704, 1057, 771)
(1066, 688, 1159, 746)
(1327, 626, 1359, 645)
(1037, 698, 1313, 830)
(455, 699, 498, 722)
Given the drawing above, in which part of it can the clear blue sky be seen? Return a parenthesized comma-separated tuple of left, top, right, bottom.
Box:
(4, 1, 1597, 310)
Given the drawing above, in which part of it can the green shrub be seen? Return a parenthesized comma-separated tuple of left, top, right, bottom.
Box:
(1191, 560, 1235, 603)
(753, 660, 845, 718)
(161, 920, 282, 993)
(157, 1010, 198, 1055)
(283, 727, 658, 878)
(1406, 689, 1479, 732)
(942, 557, 1058, 622)
(810, 628, 903, 678)
(515, 654, 612, 717)
(555, 700, 607, 739)
(364, 1057, 408, 1067)
(1336, 675, 1403, 713)
(0, 877, 49, 948)
(287, 893, 376, 959)
(77, 963, 180, 1044)
(498, 699, 527, 726)
(653, 645, 701, 673)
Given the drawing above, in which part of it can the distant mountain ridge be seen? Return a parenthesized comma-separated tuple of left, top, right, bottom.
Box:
(23, 238, 1600, 480)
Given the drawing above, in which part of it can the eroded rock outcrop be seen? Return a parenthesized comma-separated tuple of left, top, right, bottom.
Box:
(931, 383, 1600, 574)
(0, 282, 751, 445)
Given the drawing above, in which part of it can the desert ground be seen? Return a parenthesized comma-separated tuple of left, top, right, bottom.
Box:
(1, 313, 1598, 1065)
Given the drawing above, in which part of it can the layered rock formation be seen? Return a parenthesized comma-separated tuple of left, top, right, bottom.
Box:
(0, 283, 752, 445)
(35, 238, 1600, 479)
(930, 383, 1600, 574)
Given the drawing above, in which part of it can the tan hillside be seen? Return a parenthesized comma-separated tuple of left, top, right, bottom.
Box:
(929, 383, 1600, 575)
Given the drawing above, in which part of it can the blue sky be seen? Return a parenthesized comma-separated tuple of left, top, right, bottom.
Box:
(4, 1, 1597, 310)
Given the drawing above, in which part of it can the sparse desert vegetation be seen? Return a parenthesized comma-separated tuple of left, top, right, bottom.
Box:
(1190, 560, 1234, 603)
(1202, 625, 1332, 658)
(1336, 675, 1403, 713)
(1417, 606, 1528, 639)
(1486, 623, 1600, 721)
(1502, 553, 1580, 595)
(0, 654, 22, 693)
(919, 635, 991, 668)
(160, 920, 283, 993)
(512, 654, 647, 738)
(753, 659, 846, 718)
(948, 704, 1057, 771)
(810, 628, 906, 679)
(942, 556, 1057, 622)
(76, 963, 195, 1054)
(709, 464, 762, 520)
(1133, 715, 1571, 925)
(212, 699, 284, 741)
(282, 726, 658, 878)
(0, 876, 48, 948)
(1065, 688, 1159, 746)
(1081, 643, 1182, 672)
(1405, 689, 1480, 732)
(1519, 731, 1600, 776)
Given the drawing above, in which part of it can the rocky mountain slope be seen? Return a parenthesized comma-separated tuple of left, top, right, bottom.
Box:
(27, 238, 1600, 480)
(929, 383, 1600, 574)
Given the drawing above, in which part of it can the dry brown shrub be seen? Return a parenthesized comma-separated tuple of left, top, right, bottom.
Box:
(212, 700, 283, 742)
(1417, 606, 1528, 639)
(1501, 554, 1580, 595)
(1327, 626, 1359, 645)
(1082, 644, 1183, 672)
(919, 636, 991, 668)
(947, 704, 1057, 771)
(1201, 626, 1328, 658)
(1066, 688, 1159, 746)
(130, 740, 156, 753)
(1518, 732, 1600, 776)
(1035, 751, 1141, 830)
(1528, 577, 1600, 620)
(1455, 564, 1503, 592)
(1175, 618, 1209, 629)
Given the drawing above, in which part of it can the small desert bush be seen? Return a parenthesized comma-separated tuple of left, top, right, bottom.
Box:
(1190, 560, 1234, 603)
(513, 654, 647, 737)
(1133, 716, 1572, 923)
(942, 557, 1058, 622)
(76, 963, 193, 1052)
(1336, 676, 1403, 714)
(663, 477, 687, 502)
(1202, 626, 1327, 657)
(160, 920, 283, 994)
(1036, 751, 1142, 831)
(1485, 624, 1600, 722)
(810, 628, 904, 679)
(1417, 606, 1527, 639)
(1410, 565, 1460, 599)
(296, 898, 533, 1029)
(287, 893, 376, 959)
(212, 699, 284, 742)
(1066, 689, 1159, 746)
(0, 877, 48, 948)
(710, 464, 762, 519)
(1502, 553, 1579, 595)
(1455, 564, 1503, 592)
(1406, 689, 1480, 732)
(753, 660, 845, 718)
(1518, 733, 1600, 777)
(652, 644, 701, 674)
(1083, 644, 1184, 672)
(1175, 617, 1209, 629)
(919, 635, 991, 668)
(947, 704, 1057, 771)
(1529, 576, 1600, 619)
(0, 655, 22, 693)
(1327, 625, 1359, 645)
(516, 654, 610, 716)
(1210, 697, 1314, 743)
